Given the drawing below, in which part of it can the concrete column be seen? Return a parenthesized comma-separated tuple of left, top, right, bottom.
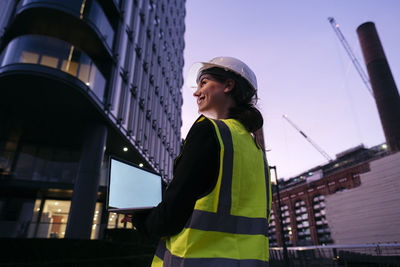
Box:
(65, 122, 107, 239)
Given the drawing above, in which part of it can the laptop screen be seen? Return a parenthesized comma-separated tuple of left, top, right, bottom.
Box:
(107, 157, 162, 212)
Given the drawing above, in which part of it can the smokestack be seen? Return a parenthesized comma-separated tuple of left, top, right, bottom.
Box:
(357, 22, 400, 153)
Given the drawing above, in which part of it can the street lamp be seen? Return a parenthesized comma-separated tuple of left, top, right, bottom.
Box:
(270, 165, 290, 267)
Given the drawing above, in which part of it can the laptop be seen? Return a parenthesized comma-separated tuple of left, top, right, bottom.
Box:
(107, 156, 162, 213)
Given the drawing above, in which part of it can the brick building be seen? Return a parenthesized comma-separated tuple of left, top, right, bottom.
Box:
(268, 144, 388, 247)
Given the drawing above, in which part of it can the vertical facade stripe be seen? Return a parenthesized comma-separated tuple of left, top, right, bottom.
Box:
(213, 120, 234, 214)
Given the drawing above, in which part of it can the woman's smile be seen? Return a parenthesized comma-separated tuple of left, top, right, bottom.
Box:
(197, 95, 205, 106)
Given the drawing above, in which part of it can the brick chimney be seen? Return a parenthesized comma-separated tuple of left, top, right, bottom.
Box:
(357, 22, 400, 153)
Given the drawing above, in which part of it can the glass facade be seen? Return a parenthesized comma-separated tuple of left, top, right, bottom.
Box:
(107, 0, 184, 180)
(0, 0, 186, 240)
(0, 115, 80, 183)
(27, 199, 102, 239)
(0, 35, 106, 102)
(19, 0, 114, 49)
(14, 144, 80, 183)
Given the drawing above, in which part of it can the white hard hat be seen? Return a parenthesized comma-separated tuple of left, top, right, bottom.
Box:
(186, 56, 258, 91)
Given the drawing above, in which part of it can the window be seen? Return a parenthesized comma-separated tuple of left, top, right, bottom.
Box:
(313, 194, 333, 244)
(28, 199, 102, 239)
(0, 35, 106, 102)
(19, 0, 114, 49)
(268, 209, 278, 247)
(294, 199, 312, 245)
(107, 212, 126, 229)
(28, 199, 70, 239)
(13, 144, 79, 183)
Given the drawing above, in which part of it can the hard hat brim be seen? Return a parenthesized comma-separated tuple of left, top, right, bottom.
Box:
(185, 62, 218, 90)
(185, 57, 257, 92)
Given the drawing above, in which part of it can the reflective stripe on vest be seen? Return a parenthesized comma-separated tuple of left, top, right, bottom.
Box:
(155, 240, 270, 267)
(152, 117, 271, 266)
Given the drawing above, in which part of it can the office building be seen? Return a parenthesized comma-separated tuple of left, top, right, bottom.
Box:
(0, 0, 185, 239)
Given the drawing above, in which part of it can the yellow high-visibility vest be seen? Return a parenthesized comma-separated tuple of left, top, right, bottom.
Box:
(152, 116, 272, 266)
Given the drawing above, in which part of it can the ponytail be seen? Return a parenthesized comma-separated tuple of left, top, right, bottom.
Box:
(229, 104, 263, 133)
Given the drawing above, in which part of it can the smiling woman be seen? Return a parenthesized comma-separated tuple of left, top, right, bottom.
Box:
(193, 73, 236, 119)
(128, 57, 272, 267)
(189, 57, 264, 137)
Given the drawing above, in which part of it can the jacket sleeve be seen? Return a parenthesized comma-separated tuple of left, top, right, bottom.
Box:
(132, 118, 220, 239)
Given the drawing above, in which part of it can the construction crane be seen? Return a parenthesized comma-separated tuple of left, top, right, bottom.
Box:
(283, 114, 333, 162)
(328, 17, 374, 97)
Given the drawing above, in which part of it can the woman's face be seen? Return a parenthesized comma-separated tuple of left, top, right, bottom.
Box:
(193, 74, 234, 118)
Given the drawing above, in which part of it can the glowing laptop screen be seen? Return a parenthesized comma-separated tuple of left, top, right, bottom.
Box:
(108, 157, 162, 211)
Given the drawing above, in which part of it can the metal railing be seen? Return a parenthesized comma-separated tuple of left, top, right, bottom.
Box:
(269, 243, 400, 267)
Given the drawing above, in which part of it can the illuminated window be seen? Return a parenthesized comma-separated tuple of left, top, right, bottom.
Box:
(61, 60, 79, 76)
(27, 199, 71, 239)
(0, 35, 106, 102)
(28, 199, 102, 239)
(107, 212, 127, 229)
(90, 203, 102, 239)
(20, 51, 39, 63)
(78, 63, 91, 84)
(40, 55, 59, 68)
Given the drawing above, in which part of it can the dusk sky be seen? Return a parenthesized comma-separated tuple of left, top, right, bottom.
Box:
(180, 1, 400, 179)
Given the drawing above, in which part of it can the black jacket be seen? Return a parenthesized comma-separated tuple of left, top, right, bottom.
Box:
(132, 116, 220, 239)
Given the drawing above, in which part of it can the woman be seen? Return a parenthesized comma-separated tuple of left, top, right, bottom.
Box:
(131, 57, 272, 266)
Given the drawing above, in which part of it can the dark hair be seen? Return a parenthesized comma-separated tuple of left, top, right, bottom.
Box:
(199, 67, 264, 134)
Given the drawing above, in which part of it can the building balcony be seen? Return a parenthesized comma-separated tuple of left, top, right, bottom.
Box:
(5, 0, 115, 74)
(0, 34, 106, 102)
(283, 211, 290, 216)
(18, 0, 114, 48)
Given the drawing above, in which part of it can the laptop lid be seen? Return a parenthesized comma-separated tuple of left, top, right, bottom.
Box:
(107, 156, 162, 213)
